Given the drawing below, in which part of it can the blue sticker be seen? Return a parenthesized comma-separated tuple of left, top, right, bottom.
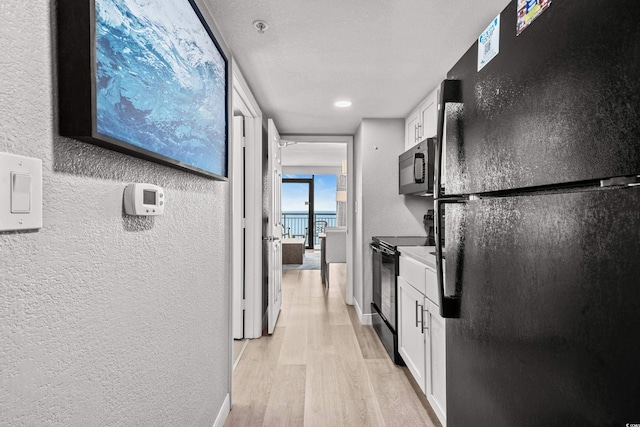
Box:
(478, 15, 501, 72)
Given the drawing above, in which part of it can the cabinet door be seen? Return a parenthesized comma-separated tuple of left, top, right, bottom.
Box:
(398, 277, 426, 393)
(405, 108, 420, 150)
(425, 298, 446, 425)
(418, 88, 439, 142)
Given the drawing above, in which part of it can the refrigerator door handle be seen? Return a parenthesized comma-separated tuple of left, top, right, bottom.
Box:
(434, 79, 461, 199)
(435, 198, 464, 318)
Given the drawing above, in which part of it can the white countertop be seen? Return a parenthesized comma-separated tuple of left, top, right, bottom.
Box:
(397, 245, 437, 269)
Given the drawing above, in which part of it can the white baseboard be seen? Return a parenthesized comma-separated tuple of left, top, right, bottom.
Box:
(354, 299, 373, 325)
(212, 393, 230, 427)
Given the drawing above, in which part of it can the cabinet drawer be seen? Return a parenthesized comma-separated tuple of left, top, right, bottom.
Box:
(425, 265, 438, 306)
(399, 255, 426, 295)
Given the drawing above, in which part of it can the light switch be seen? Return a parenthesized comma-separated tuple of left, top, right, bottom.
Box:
(11, 172, 31, 213)
(0, 152, 42, 231)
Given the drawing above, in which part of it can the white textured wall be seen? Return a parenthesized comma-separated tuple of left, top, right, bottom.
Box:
(354, 119, 433, 314)
(1, 1, 230, 425)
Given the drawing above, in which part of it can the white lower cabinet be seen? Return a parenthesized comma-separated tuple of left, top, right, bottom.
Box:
(398, 258, 446, 426)
(398, 277, 427, 393)
(425, 297, 446, 424)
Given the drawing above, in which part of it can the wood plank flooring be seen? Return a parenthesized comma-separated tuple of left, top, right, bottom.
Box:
(225, 263, 442, 427)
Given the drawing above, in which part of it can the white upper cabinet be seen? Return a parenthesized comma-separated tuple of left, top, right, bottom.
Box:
(405, 108, 420, 150)
(405, 86, 440, 151)
(419, 91, 438, 142)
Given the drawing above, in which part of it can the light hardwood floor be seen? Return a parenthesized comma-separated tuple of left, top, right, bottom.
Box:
(225, 263, 442, 427)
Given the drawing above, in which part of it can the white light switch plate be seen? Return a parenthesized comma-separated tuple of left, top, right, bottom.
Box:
(0, 152, 42, 231)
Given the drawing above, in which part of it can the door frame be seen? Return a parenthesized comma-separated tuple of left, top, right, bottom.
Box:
(280, 134, 354, 306)
(231, 115, 245, 340)
(232, 74, 356, 343)
(231, 63, 263, 339)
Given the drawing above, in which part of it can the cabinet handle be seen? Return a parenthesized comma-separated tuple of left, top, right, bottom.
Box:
(414, 124, 418, 142)
(415, 300, 420, 327)
(422, 308, 429, 332)
(417, 123, 422, 140)
(416, 301, 425, 333)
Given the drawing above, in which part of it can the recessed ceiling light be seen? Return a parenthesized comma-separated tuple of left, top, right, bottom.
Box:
(334, 100, 352, 108)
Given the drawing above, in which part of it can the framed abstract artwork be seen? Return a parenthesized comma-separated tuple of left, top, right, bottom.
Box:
(58, 0, 228, 180)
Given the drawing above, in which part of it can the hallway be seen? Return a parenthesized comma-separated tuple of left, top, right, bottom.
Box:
(225, 265, 441, 426)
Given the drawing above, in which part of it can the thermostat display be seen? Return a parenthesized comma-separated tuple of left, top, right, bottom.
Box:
(143, 189, 156, 205)
(123, 183, 164, 216)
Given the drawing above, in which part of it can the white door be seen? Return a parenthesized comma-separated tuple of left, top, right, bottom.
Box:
(266, 119, 283, 334)
(232, 116, 245, 339)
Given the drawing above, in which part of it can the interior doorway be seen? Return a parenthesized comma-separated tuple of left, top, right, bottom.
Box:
(279, 135, 353, 305)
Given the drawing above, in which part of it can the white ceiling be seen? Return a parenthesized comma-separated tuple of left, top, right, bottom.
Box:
(206, 0, 510, 135)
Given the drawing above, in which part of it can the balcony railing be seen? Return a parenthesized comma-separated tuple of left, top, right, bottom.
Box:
(281, 211, 336, 247)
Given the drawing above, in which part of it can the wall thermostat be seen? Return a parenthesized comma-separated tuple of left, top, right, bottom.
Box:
(123, 183, 165, 216)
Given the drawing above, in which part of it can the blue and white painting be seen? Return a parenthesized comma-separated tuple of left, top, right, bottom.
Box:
(95, 0, 227, 178)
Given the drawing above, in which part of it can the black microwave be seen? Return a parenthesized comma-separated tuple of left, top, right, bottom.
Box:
(399, 138, 435, 196)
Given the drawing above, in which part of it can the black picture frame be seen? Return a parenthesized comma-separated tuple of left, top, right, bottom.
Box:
(57, 0, 229, 180)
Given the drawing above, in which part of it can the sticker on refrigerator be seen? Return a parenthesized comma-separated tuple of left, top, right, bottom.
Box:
(517, 0, 551, 35)
(478, 15, 500, 72)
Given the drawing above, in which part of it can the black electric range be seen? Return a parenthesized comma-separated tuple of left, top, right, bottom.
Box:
(370, 235, 432, 364)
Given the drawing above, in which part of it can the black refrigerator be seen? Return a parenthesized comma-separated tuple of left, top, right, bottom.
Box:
(433, 0, 640, 425)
